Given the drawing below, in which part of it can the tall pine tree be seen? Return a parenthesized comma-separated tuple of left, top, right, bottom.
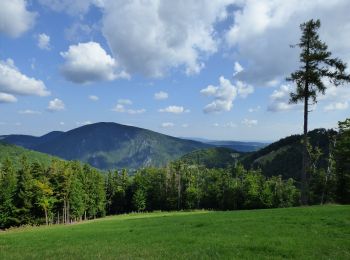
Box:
(288, 19, 350, 204)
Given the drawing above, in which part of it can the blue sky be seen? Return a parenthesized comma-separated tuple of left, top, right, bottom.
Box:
(0, 0, 349, 141)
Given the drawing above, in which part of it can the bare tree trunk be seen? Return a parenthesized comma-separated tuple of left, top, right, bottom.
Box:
(57, 211, 60, 225)
(301, 92, 309, 205)
(67, 200, 70, 224)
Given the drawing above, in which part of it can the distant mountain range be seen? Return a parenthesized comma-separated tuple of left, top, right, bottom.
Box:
(0, 122, 269, 170)
(0, 122, 211, 170)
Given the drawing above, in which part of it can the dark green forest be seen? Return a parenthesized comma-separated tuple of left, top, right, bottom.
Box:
(0, 119, 349, 229)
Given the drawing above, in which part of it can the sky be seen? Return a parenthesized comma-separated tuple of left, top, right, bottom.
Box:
(0, 0, 349, 142)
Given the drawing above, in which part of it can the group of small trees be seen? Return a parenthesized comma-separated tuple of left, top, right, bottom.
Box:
(105, 163, 300, 214)
(0, 158, 105, 229)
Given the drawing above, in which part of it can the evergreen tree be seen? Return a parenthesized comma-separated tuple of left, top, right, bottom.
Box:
(288, 19, 350, 204)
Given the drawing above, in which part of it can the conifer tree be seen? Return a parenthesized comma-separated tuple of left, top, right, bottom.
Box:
(288, 19, 350, 204)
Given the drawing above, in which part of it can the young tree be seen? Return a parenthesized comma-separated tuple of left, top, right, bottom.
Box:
(288, 19, 350, 204)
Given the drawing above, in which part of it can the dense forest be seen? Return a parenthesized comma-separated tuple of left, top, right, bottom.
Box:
(0, 118, 349, 229)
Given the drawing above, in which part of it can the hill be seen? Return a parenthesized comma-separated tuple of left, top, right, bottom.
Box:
(1, 122, 210, 170)
(0, 142, 59, 168)
(184, 138, 268, 152)
(179, 147, 240, 168)
(241, 128, 336, 180)
(0, 205, 349, 259)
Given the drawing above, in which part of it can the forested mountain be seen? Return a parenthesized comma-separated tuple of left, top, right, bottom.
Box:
(179, 147, 240, 168)
(0, 142, 59, 168)
(1, 122, 210, 170)
(241, 128, 337, 180)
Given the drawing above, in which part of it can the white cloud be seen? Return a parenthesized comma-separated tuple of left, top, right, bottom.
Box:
(60, 41, 129, 84)
(233, 61, 244, 76)
(248, 106, 261, 112)
(225, 0, 350, 87)
(159, 106, 189, 114)
(37, 33, 51, 50)
(48, 98, 65, 111)
(242, 118, 258, 127)
(154, 91, 169, 100)
(18, 110, 41, 114)
(237, 80, 254, 98)
(112, 103, 145, 115)
(102, 0, 232, 77)
(0, 93, 17, 103)
(0, 0, 36, 37)
(268, 84, 300, 112)
(117, 99, 132, 105)
(89, 95, 99, 101)
(161, 122, 174, 128)
(324, 102, 348, 111)
(59, 122, 65, 125)
(181, 123, 189, 128)
(201, 76, 253, 113)
(0, 59, 50, 97)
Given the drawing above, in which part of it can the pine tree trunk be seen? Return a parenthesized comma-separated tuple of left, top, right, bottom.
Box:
(301, 90, 309, 205)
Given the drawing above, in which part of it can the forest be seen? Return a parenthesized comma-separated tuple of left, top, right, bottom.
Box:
(0, 118, 348, 229)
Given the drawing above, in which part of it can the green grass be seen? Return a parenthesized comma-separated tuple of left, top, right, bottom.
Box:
(1, 205, 349, 259)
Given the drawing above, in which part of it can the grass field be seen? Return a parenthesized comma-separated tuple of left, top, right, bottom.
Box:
(0, 205, 349, 259)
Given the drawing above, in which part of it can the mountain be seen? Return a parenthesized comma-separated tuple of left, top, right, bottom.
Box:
(241, 128, 336, 180)
(179, 147, 241, 168)
(183, 138, 269, 152)
(0, 142, 59, 169)
(1, 122, 210, 170)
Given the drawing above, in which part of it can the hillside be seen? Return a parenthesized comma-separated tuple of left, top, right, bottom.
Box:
(179, 147, 240, 168)
(0, 142, 59, 168)
(1, 206, 349, 259)
(1, 122, 210, 170)
(241, 128, 337, 180)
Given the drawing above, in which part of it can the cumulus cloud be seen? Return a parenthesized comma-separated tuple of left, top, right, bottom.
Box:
(267, 84, 300, 112)
(161, 122, 174, 128)
(89, 95, 99, 101)
(37, 33, 51, 50)
(200, 76, 253, 113)
(102, 0, 232, 77)
(0, 0, 36, 37)
(233, 61, 244, 76)
(117, 99, 132, 105)
(112, 100, 145, 115)
(248, 106, 261, 113)
(225, 0, 350, 87)
(324, 102, 348, 112)
(0, 93, 17, 103)
(18, 109, 41, 114)
(0, 59, 50, 97)
(47, 98, 65, 111)
(60, 41, 129, 84)
(154, 91, 169, 100)
(159, 106, 190, 114)
(242, 118, 258, 127)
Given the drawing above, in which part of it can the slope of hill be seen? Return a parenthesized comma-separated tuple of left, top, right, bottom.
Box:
(1, 122, 210, 170)
(183, 138, 268, 152)
(241, 128, 336, 180)
(179, 147, 241, 168)
(1, 206, 348, 259)
(0, 142, 59, 168)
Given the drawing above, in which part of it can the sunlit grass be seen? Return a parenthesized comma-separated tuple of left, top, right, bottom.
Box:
(1, 205, 349, 259)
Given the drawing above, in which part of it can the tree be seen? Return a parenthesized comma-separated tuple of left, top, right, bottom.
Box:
(132, 189, 146, 212)
(288, 19, 350, 204)
(334, 118, 350, 203)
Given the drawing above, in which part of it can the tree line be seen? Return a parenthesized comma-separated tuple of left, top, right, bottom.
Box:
(0, 118, 348, 229)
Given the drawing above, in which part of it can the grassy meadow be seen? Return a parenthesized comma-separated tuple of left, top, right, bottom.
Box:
(0, 205, 349, 259)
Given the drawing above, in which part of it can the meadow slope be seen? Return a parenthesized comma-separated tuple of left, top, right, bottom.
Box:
(0, 205, 349, 259)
